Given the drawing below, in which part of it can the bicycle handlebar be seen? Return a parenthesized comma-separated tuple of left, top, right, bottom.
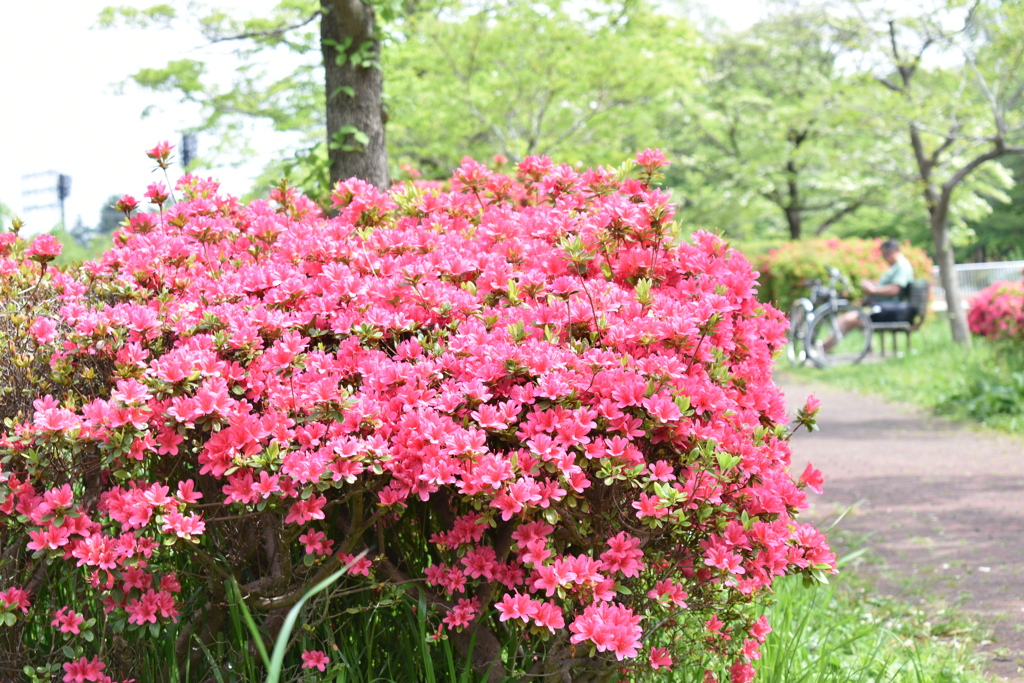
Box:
(825, 266, 852, 290)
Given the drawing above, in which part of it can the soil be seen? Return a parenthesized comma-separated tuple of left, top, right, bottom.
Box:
(777, 374, 1024, 682)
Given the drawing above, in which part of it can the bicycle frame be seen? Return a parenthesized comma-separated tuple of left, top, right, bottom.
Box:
(793, 266, 873, 368)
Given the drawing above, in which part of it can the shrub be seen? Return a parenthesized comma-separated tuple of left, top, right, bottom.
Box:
(752, 237, 933, 313)
(967, 280, 1024, 341)
(0, 147, 831, 683)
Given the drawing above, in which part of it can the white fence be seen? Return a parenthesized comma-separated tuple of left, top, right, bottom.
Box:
(931, 260, 1024, 305)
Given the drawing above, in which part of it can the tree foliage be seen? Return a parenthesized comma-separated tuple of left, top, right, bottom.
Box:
(669, 9, 899, 240)
(385, 0, 701, 177)
(103, 0, 390, 192)
(963, 155, 1024, 261)
(102, 1, 324, 170)
(855, 0, 1024, 345)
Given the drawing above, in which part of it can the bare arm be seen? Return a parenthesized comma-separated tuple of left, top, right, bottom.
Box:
(860, 280, 902, 297)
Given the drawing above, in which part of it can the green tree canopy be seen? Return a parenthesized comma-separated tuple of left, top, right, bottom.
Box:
(385, 0, 702, 177)
(666, 8, 905, 240)
(963, 154, 1024, 262)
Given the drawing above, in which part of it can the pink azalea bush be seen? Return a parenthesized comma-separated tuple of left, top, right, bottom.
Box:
(753, 237, 932, 313)
(968, 280, 1024, 341)
(0, 147, 832, 682)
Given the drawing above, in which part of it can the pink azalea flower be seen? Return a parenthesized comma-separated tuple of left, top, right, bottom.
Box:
(0, 586, 30, 614)
(649, 646, 673, 670)
(301, 649, 329, 672)
(62, 655, 105, 683)
(799, 462, 825, 494)
(146, 140, 174, 168)
(51, 606, 85, 634)
(145, 182, 170, 205)
(494, 591, 538, 623)
(26, 234, 62, 263)
(29, 316, 58, 344)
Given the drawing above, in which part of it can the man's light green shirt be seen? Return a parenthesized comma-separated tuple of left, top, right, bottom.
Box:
(876, 256, 914, 301)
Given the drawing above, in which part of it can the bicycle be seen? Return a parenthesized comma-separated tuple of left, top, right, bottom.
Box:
(786, 277, 830, 367)
(803, 266, 873, 368)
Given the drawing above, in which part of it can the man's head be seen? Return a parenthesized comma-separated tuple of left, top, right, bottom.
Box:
(880, 239, 900, 265)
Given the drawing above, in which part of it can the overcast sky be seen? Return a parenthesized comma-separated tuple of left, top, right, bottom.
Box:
(0, 0, 763, 235)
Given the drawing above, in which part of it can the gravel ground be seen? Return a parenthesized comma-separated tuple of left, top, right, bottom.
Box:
(778, 374, 1024, 682)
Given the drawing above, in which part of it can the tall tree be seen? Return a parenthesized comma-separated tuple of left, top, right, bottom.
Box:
(321, 0, 389, 187)
(859, 0, 1024, 346)
(673, 8, 897, 240)
(102, 0, 390, 190)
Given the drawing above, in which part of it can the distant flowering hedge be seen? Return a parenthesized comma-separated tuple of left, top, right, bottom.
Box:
(0, 146, 830, 683)
(754, 237, 932, 313)
(968, 280, 1024, 341)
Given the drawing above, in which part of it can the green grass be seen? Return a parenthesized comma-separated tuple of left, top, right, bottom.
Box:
(751, 563, 993, 683)
(658, 545, 996, 683)
(783, 318, 1024, 434)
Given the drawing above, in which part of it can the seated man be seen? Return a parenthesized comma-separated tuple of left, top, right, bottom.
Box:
(823, 239, 914, 351)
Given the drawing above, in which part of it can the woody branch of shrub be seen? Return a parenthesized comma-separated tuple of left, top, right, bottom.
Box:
(0, 145, 832, 683)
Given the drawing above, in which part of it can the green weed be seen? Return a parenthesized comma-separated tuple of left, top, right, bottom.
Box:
(663, 549, 995, 683)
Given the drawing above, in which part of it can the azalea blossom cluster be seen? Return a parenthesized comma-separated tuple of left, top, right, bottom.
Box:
(968, 280, 1024, 341)
(0, 146, 831, 681)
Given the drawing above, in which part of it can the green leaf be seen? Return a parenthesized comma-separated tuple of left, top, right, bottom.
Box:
(226, 577, 271, 670)
(265, 551, 368, 683)
(715, 451, 741, 472)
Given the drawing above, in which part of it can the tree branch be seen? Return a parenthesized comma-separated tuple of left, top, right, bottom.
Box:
(874, 76, 904, 94)
(814, 200, 864, 235)
(205, 11, 322, 45)
(927, 122, 962, 169)
(942, 143, 1024, 200)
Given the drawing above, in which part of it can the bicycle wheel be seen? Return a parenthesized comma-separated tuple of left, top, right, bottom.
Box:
(786, 300, 814, 367)
(806, 304, 873, 368)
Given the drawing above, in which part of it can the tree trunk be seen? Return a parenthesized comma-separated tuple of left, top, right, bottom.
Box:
(785, 159, 801, 239)
(785, 206, 802, 240)
(929, 203, 972, 348)
(320, 0, 390, 189)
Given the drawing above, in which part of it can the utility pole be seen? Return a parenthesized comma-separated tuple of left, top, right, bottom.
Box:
(57, 174, 71, 231)
(181, 133, 198, 170)
(21, 171, 71, 231)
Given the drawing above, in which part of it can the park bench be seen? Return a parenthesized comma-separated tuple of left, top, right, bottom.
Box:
(870, 278, 930, 356)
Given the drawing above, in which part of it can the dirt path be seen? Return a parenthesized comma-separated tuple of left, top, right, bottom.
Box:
(777, 374, 1024, 682)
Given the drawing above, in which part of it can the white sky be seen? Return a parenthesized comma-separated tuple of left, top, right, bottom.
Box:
(0, 0, 763, 234)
